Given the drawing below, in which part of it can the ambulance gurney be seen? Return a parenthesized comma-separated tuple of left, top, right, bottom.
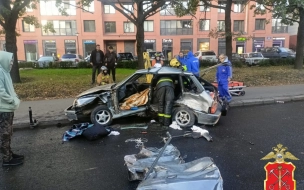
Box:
(124, 132, 223, 190)
(212, 81, 246, 96)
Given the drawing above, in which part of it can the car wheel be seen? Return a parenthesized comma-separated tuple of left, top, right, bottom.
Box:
(173, 107, 195, 127)
(90, 105, 113, 126)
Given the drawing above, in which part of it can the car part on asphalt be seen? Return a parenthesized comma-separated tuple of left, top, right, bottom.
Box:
(28, 107, 38, 128)
(124, 132, 223, 190)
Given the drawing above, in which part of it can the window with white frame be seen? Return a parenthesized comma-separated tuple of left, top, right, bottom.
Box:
(218, 3, 225, 13)
(105, 21, 116, 33)
(234, 3, 244, 13)
(160, 20, 193, 35)
(217, 20, 225, 31)
(199, 1, 210, 11)
(40, 0, 76, 15)
(22, 21, 35, 32)
(199, 19, 210, 31)
(143, 1, 152, 12)
(41, 20, 77, 35)
(272, 18, 288, 33)
(104, 4, 115, 14)
(124, 22, 135, 33)
(255, 19, 265, 30)
(123, 4, 133, 13)
(144, 21, 154, 32)
(26, 4, 33, 12)
(160, 2, 175, 15)
(83, 2, 94, 12)
(84, 20, 95, 32)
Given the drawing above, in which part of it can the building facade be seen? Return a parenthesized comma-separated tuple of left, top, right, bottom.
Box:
(0, 0, 291, 61)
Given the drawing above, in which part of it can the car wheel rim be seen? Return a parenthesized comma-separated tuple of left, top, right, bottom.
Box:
(95, 110, 111, 125)
(175, 110, 190, 126)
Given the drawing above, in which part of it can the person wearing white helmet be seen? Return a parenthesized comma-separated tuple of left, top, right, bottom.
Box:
(96, 66, 113, 86)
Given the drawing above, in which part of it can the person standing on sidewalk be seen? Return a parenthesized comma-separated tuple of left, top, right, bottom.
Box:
(216, 54, 232, 103)
(90, 44, 105, 85)
(104, 46, 117, 82)
(0, 51, 24, 167)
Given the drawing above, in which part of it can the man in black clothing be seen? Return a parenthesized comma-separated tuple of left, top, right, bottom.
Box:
(90, 44, 105, 84)
(104, 46, 117, 82)
(155, 76, 175, 127)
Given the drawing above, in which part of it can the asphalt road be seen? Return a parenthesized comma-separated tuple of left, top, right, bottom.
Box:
(1, 102, 304, 190)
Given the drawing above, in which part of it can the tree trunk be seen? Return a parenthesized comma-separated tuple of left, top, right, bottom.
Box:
(225, 0, 233, 61)
(5, 19, 21, 83)
(136, 1, 145, 69)
(294, 8, 304, 69)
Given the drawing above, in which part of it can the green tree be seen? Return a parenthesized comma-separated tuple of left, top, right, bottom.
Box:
(253, 0, 304, 69)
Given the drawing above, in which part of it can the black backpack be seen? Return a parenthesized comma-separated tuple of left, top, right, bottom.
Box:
(82, 124, 110, 141)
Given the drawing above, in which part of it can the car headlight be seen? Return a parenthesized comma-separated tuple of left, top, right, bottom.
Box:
(75, 97, 96, 107)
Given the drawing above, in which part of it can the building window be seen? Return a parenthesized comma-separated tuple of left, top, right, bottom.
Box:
(234, 4, 244, 13)
(124, 22, 135, 33)
(160, 20, 193, 35)
(255, 19, 265, 30)
(105, 22, 116, 33)
(160, 2, 175, 15)
(123, 4, 133, 13)
(233, 20, 244, 32)
(104, 5, 115, 14)
(144, 21, 154, 32)
(83, 2, 94, 12)
(22, 21, 35, 32)
(41, 20, 77, 36)
(217, 20, 225, 31)
(199, 1, 210, 11)
(40, 0, 76, 15)
(218, 3, 225, 13)
(199, 19, 210, 31)
(256, 3, 265, 10)
(84, 20, 95, 32)
(272, 19, 288, 33)
(143, 1, 152, 12)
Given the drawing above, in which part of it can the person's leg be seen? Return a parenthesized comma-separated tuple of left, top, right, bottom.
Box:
(218, 84, 224, 100)
(164, 87, 175, 126)
(112, 67, 116, 82)
(0, 112, 13, 162)
(223, 83, 231, 102)
(156, 87, 166, 125)
(92, 66, 97, 84)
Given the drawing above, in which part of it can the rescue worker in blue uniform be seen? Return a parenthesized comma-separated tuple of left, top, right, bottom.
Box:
(216, 54, 232, 102)
(155, 76, 175, 127)
(185, 51, 199, 77)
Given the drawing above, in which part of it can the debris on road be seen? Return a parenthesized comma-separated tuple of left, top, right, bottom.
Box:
(169, 121, 182, 130)
(191, 125, 213, 142)
(276, 101, 285, 104)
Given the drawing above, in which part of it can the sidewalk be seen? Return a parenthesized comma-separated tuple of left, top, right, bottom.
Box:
(14, 84, 304, 129)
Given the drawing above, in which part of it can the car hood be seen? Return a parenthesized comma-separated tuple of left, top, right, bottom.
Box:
(77, 83, 113, 97)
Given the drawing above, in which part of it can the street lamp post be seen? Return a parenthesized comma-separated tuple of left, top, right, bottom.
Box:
(75, 32, 79, 54)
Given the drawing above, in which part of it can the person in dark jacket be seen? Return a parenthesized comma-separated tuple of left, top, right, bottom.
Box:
(104, 46, 118, 82)
(155, 76, 175, 127)
(216, 54, 232, 102)
(90, 44, 105, 84)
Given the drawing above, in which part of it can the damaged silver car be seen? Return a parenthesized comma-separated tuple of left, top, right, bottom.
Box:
(65, 66, 226, 127)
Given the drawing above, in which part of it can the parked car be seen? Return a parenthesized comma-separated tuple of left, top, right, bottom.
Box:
(194, 50, 218, 62)
(36, 56, 59, 68)
(148, 51, 165, 61)
(84, 54, 91, 63)
(260, 47, 296, 59)
(61, 54, 84, 66)
(117, 52, 136, 61)
(244, 52, 269, 66)
(232, 53, 245, 63)
(65, 67, 227, 127)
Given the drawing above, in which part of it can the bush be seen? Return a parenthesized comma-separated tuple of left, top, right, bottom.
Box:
(258, 58, 295, 67)
(232, 60, 245, 68)
(19, 62, 35, 68)
(77, 61, 90, 68)
(116, 60, 138, 69)
(199, 60, 217, 68)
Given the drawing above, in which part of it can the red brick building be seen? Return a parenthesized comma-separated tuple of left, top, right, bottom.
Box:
(0, 0, 291, 61)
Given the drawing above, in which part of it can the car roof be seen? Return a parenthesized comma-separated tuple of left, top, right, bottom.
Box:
(135, 66, 192, 75)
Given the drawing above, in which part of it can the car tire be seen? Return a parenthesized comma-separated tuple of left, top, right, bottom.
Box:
(172, 107, 195, 127)
(90, 105, 113, 127)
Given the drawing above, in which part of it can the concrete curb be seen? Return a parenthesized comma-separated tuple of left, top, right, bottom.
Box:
(14, 95, 304, 130)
